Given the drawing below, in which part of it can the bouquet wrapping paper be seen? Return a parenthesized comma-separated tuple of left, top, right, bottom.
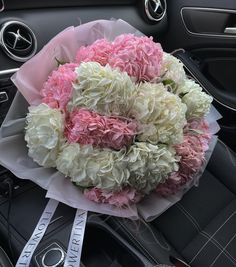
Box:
(0, 19, 221, 221)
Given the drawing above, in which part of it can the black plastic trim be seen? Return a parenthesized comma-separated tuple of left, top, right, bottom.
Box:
(174, 50, 236, 111)
(4, 0, 136, 10)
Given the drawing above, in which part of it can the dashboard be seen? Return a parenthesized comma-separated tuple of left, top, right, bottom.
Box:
(0, 0, 168, 71)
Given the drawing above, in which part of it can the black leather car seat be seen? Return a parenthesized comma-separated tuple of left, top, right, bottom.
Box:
(153, 140, 236, 267)
(0, 247, 13, 267)
(109, 140, 236, 267)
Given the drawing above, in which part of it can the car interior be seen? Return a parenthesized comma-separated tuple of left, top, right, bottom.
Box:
(0, 0, 236, 267)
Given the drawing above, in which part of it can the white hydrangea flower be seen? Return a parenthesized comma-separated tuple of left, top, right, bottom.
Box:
(69, 62, 137, 116)
(25, 104, 65, 167)
(182, 89, 213, 119)
(175, 78, 200, 95)
(130, 82, 187, 144)
(161, 53, 186, 85)
(56, 143, 130, 191)
(56, 142, 178, 194)
(177, 79, 213, 119)
(125, 142, 179, 194)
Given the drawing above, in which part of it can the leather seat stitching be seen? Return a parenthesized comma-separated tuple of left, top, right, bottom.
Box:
(210, 233, 236, 267)
(176, 204, 236, 265)
(189, 211, 236, 264)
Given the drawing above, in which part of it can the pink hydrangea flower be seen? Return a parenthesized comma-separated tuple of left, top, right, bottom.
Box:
(109, 34, 163, 82)
(65, 108, 137, 150)
(156, 136, 204, 197)
(184, 119, 211, 152)
(175, 135, 205, 175)
(156, 119, 212, 197)
(76, 39, 113, 66)
(156, 172, 186, 197)
(41, 63, 78, 110)
(84, 187, 143, 207)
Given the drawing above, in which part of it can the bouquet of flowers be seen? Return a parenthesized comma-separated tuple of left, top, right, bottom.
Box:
(0, 20, 220, 220)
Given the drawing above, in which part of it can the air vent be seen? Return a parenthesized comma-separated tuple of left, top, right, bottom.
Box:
(144, 0, 167, 22)
(0, 21, 37, 62)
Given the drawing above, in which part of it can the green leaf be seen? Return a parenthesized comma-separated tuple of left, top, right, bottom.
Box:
(163, 79, 175, 86)
(179, 92, 188, 98)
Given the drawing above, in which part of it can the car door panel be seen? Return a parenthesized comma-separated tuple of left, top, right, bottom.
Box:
(160, 0, 236, 151)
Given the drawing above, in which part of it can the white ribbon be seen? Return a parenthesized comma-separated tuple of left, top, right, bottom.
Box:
(15, 199, 59, 267)
(63, 209, 88, 267)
